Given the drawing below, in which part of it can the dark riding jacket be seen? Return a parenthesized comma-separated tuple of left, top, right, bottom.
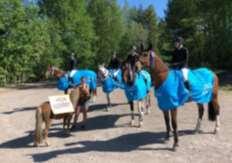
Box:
(171, 47, 189, 69)
(108, 58, 121, 69)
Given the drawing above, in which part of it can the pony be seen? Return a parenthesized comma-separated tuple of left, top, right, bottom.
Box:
(98, 65, 124, 111)
(121, 58, 152, 127)
(34, 88, 79, 147)
(47, 66, 97, 102)
(139, 50, 220, 150)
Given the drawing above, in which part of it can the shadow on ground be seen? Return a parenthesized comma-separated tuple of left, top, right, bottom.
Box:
(88, 102, 128, 112)
(1, 106, 36, 115)
(30, 129, 201, 162)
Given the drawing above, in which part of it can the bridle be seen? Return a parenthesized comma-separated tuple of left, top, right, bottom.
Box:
(149, 50, 155, 69)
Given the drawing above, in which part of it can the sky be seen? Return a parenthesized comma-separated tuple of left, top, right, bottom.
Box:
(117, 0, 168, 19)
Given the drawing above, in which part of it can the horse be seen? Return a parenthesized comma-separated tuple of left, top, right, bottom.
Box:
(47, 65, 97, 102)
(98, 65, 124, 111)
(34, 88, 79, 147)
(139, 50, 220, 150)
(121, 59, 152, 127)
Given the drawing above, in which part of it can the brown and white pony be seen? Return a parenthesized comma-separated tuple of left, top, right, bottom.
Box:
(34, 88, 79, 147)
(139, 51, 220, 150)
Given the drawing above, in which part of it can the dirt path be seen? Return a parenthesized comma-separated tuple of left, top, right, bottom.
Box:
(0, 85, 231, 163)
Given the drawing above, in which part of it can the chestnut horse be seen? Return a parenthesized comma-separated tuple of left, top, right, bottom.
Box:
(47, 66, 97, 101)
(139, 51, 220, 150)
(34, 88, 79, 147)
(121, 60, 152, 127)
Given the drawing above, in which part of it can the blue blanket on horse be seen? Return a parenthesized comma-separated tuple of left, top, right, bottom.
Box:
(57, 69, 97, 91)
(155, 68, 214, 111)
(102, 69, 124, 93)
(140, 70, 152, 92)
(124, 71, 150, 101)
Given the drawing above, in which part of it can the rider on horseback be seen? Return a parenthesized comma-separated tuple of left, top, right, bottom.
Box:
(67, 53, 77, 87)
(108, 52, 121, 80)
(171, 37, 190, 90)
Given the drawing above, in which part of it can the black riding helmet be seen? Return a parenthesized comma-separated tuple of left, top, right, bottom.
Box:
(175, 36, 184, 44)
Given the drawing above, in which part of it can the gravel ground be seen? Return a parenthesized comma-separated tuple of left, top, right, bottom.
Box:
(0, 84, 231, 163)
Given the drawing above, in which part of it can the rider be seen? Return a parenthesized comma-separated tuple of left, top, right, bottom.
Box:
(171, 36, 190, 90)
(67, 53, 77, 86)
(108, 52, 121, 80)
(64, 53, 77, 94)
(108, 52, 121, 69)
(126, 45, 138, 68)
(68, 52, 77, 71)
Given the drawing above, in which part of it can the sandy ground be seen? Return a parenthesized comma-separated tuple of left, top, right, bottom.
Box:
(0, 83, 232, 163)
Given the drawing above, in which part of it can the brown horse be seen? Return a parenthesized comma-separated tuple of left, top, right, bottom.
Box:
(47, 65, 97, 100)
(121, 59, 152, 127)
(34, 88, 79, 147)
(139, 51, 220, 150)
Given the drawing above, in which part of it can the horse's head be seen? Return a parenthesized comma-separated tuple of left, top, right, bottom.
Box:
(122, 61, 136, 86)
(98, 65, 109, 80)
(138, 51, 154, 68)
(46, 65, 65, 78)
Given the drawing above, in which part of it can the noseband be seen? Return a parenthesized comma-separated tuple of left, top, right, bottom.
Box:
(149, 51, 155, 69)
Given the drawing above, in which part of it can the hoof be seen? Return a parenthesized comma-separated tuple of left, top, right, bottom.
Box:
(138, 121, 143, 128)
(164, 135, 170, 142)
(130, 120, 135, 127)
(194, 129, 202, 134)
(172, 143, 179, 151)
(70, 125, 77, 131)
(33, 143, 39, 147)
(45, 141, 50, 147)
(105, 107, 109, 112)
(146, 107, 151, 115)
(214, 128, 220, 135)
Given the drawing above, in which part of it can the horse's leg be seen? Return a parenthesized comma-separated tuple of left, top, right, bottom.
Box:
(63, 116, 67, 129)
(213, 98, 220, 134)
(138, 100, 144, 127)
(34, 107, 43, 147)
(82, 107, 88, 129)
(145, 92, 151, 114)
(67, 114, 73, 131)
(195, 103, 204, 133)
(171, 109, 179, 150)
(163, 111, 171, 140)
(63, 115, 71, 134)
(44, 117, 51, 147)
(92, 89, 97, 103)
(129, 101, 135, 126)
(72, 105, 81, 129)
(207, 75, 221, 134)
(211, 75, 220, 134)
(106, 93, 111, 111)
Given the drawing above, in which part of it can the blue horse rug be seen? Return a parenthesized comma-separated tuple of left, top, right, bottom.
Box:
(124, 71, 150, 101)
(57, 69, 97, 91)
(102, 69, 124, 93)
(155, 68, 214, 111)
(140, 70, 152, 92)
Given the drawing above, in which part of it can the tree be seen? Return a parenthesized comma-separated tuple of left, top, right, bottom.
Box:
(88, 0, 124, 64)
(0, 0, 51, 84)
(39, 0, 96, 69)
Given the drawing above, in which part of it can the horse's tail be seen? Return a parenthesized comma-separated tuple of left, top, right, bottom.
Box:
(34, 106, 43, 146)
(208, 74, 220, 121)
